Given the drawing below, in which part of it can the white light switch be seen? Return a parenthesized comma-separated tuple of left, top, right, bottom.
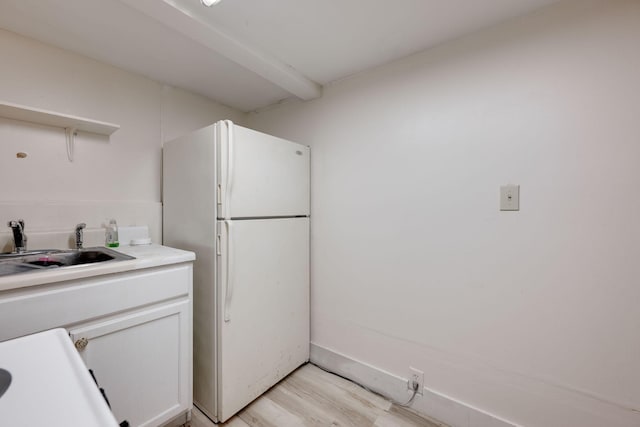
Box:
(500, 185, 520, 211)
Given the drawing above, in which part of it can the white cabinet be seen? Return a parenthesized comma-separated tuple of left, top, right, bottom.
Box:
(69, 301, 191, 427)
(0, 265, 192, 342)
(0, 259, 193, 427)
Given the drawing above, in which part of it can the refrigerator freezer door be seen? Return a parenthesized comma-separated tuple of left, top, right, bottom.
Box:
(216, 217, 309, 422)
(217, 121, 310, 219)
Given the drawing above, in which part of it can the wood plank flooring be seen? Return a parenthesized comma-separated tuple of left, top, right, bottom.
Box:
(191, 363, 446, 427)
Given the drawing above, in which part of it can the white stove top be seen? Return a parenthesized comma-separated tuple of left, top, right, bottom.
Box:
(0, 328, 118, 426)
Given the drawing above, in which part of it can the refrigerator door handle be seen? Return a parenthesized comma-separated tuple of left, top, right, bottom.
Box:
(223, 219, 234, 322)
(223, 120, 234, 219)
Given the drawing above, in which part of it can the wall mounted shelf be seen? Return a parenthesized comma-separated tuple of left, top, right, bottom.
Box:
(0, 100, 120, 136)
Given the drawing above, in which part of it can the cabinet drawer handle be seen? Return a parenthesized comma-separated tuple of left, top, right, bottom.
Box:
(75, 337, 89, 351)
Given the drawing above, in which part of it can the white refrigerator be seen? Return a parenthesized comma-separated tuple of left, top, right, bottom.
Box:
(163, 121, 310, 422)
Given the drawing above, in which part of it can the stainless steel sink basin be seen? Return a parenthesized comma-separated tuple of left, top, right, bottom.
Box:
(0, 249, 62, 260)
(0, 262, 43, 276)
(0, 247, 134, 277)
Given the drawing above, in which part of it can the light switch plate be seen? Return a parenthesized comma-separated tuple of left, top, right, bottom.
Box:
(500, 185, 520, 211)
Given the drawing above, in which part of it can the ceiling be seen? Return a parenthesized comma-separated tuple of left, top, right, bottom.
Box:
(0, 0, 560, 112)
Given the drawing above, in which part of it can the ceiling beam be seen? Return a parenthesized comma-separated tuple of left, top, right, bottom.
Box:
(119, 0, 322, 101)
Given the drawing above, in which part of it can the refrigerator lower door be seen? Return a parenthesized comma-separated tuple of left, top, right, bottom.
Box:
(216, 121, 310, 219)
(216, 217, 309, 422)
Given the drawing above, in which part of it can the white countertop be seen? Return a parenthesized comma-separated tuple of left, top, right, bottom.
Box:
(0, 328, 119, 426)
(0, 244, 195, 292)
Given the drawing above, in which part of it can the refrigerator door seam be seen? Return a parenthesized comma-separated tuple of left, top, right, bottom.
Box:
(224, 219, 234, 322)
(224, 120, 234, 220)
(215, 121, 223, 219)
(227, 215, 309, 221)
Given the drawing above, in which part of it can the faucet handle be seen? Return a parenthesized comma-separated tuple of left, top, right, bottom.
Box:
(7, 219, 26, 253)
(75, 223, 86, 250)
(7, 219, 24, 228)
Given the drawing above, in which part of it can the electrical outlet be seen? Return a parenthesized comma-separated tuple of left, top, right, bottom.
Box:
(407, 367, 424, 396)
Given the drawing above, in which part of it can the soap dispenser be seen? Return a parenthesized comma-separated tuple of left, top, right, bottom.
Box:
(105, 219, 119, 248)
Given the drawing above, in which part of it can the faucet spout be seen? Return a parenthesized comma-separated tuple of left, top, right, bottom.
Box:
(75, 223, 86, 250)
(7, 220, 27, 254)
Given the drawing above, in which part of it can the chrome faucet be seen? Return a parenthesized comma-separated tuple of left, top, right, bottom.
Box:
(75, 223, 86, 250)
(7, 220, 27, 253)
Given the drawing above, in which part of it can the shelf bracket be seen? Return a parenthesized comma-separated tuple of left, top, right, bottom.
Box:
(65, 127, 78, 162)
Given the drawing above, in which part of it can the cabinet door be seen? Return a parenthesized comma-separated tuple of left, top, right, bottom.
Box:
(68, 300, 191, 427)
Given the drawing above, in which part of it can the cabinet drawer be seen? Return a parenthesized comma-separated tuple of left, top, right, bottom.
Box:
(0, 264, 192, 341)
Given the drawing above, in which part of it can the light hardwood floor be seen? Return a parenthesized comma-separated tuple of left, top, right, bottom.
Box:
(191, 363, 446, 427)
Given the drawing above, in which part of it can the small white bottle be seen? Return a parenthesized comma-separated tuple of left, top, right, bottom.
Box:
(105, 219, 119, 248)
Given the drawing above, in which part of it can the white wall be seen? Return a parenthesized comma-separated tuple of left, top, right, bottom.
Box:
(0, 28, 242, 247)
(246, 1, 640, 426)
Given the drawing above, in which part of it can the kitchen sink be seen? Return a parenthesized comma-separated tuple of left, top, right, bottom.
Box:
(0, 249, 61, 260)
(0, 247, 135, 277)
(0, 262, 43, 276)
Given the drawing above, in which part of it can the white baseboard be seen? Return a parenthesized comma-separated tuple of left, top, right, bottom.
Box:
(310, 342, 516, 427)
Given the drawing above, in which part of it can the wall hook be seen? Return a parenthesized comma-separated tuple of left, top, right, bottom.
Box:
(65, 127, 78, 162)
